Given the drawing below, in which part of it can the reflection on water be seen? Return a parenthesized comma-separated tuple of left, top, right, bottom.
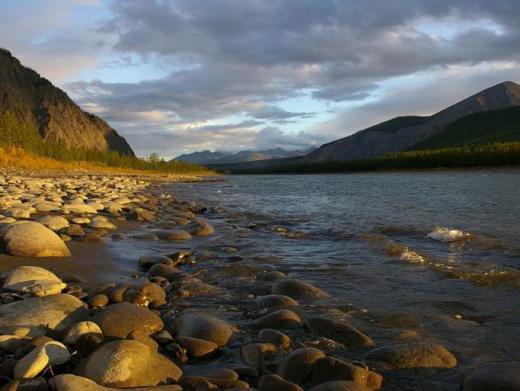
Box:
(169, 170, 520, 381)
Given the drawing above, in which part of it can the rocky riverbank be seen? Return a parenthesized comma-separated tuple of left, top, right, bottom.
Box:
(0, 172, 516, 390)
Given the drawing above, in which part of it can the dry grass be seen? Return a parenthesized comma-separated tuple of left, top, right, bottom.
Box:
(0, 147, 213, 177)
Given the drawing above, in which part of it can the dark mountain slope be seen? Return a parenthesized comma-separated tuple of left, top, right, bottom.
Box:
(412, 106, 520, 149)
(303, 81, 520, 162)
(0, 48, 134, 155)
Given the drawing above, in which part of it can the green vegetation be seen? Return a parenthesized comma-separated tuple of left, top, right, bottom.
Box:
(230, 142, 520, 174)
(413, 106, 520, 149)
(0, 110, 209, 173)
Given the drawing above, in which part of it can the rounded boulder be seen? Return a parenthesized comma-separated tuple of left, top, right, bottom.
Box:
(91, 302, 163, 339)
(75, 340, 182, 387)
(2, 221, 71, 257)
(168, 312, 235, 347)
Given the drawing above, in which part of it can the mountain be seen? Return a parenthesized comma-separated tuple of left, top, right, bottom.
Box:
(174, 150, 229, 164)
(175, 147, 306, 165)
(303, 81, 520, 162)
(412, 105, 520, 149)
(0, 48, 134, 155)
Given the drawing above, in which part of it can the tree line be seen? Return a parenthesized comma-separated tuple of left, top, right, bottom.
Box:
(230, 142, 520, 174)
(0, 110, 209, 173)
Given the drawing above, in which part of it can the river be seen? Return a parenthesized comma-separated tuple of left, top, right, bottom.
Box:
(168, 170, 520, 389)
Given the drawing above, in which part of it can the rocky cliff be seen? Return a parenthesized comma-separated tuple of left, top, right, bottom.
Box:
(304, 81, 520, 162)
(0, 49, 134, 156)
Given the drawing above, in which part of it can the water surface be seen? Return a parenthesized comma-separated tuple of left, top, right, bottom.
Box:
(170, 170, 520, 388)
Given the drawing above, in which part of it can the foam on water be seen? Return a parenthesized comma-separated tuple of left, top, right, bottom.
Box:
(363, 233, 520, 287)
(399, 248, 426, 264)
(427, 227, 471, 242)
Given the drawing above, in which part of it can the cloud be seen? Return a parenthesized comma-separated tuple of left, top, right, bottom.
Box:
(0, 0, 108, 80)
(75, 0, 520, 156)
(4, 0, 520, 156)
(254, 127, 329, 151)
(248, 105, 315, 123)
(317, 62, 520, 137)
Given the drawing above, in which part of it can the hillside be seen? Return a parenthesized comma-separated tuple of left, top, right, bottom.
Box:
(412, 106, 520, 150)
(302, 81, 520, 162)
(0, 48, 134, 156)
(176, 147, 306, 165)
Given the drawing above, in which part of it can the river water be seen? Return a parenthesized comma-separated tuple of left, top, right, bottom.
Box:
(169, 170, 520, 389)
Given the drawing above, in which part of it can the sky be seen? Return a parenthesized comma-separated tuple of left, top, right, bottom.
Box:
(1, 0, 520, 158)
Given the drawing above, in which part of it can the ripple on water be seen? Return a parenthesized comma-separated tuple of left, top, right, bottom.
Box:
(363, 233, 520, 288)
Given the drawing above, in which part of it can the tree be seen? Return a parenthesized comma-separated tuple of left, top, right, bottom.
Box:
(148, 152, 160, 163)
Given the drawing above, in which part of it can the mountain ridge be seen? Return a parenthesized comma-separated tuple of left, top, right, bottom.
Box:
(303, 81, 520, 163)
(0, 48, 134, 156)
(175, 147, 307, 165)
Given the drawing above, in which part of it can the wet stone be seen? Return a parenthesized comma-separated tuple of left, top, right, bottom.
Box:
(272, 279, 329, 300)
(364, 342, 457, 371)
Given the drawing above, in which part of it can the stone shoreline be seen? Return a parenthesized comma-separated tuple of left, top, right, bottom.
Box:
(0, 172, 515, 390)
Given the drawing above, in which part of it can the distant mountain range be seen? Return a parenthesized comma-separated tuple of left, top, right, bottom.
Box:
(303, 81, 520, 163)
(175, 147, 309, 165)
(0, 48, 134, 156)
(214, 81, 520, 170)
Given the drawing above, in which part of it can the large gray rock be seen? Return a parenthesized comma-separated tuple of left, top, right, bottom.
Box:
(463, 362, 520, 391)
(51, 374, 182, 390)
(1, 266, 66, 296)
(364, 342, 457, 371)
(75, 340, 182, 387)
(91, 303, 163, 339)
(168, 312, 235, 346)
(0, 294, 88, 333)
(306, 317, 374, 347)
(272, 279, 329, 300)
(2, 221, 71, 257)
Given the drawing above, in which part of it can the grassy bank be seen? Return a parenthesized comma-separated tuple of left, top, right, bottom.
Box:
(0, 146, 214, 175)
(229, 142, 520, 174)
(0, 110, 212, 175)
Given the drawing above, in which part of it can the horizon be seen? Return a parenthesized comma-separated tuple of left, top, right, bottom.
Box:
(2, 1, 520, 158)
